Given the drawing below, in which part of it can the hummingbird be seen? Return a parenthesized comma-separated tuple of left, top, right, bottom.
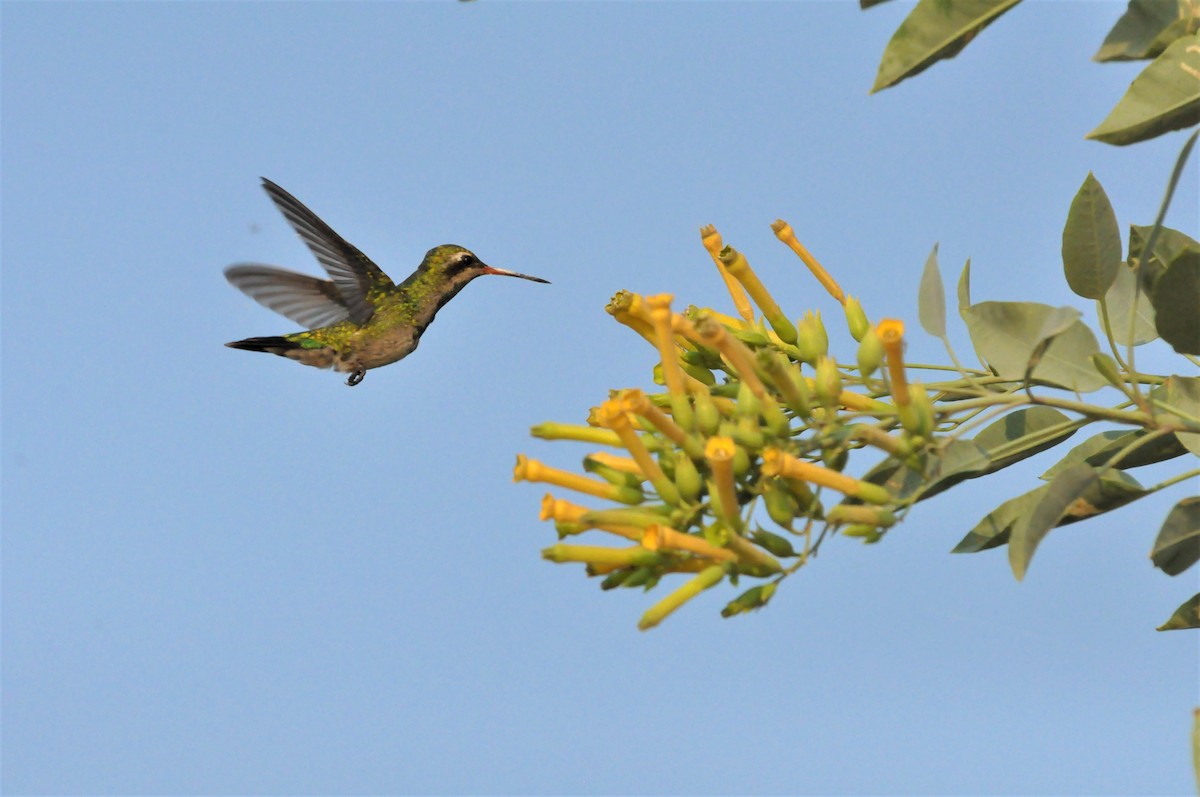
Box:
(225, 178, 549, 386)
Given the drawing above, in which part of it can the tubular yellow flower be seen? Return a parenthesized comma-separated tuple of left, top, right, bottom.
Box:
(540, 494, 589, 524)
(760, 448, 892, 505)
(644, 294, 695, 431)
(717, 246, 798, 344)
(688, 305, 747, 331)
(692, 314, 771, 399)
(542, 543, 661, 568)
(597, 400, 681, 506)
(700, 224, 755, 323)
(514, 454, 644, 504)
(582, 507, 669, 529)
(876, 318, 910, 407)
(605, 290, 657, 345)
(529, 422, 627, 448)
(638, 564, 727, 631)
(771, 219, 845, 305)
(705, 437, 742, 530)
(620, 388, 702, 460)
(642, 523, 737, 562)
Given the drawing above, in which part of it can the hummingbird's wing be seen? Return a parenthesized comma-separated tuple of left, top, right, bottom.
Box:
(260, 178, 394, 325)
(225, 264, 352, 329)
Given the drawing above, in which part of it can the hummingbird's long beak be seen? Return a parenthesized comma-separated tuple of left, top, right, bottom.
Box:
(482, 265, 550, 284)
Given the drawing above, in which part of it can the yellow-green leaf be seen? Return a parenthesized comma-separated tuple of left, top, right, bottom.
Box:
(1150, 497, 1200, 576)
(1062, 172, 1122, 300)
(1093, 0, 1194, 63)
(1151, 249, 1200, 355)
(918, 244, 947, 338)
(870, 0, 1023, 93)
(963, 301, 1108, 392)
(1156, 592, 1200, 630)
(1087, 34, 1200, 146)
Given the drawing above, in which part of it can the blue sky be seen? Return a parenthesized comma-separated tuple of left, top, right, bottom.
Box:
(3, 2, 1197, 795)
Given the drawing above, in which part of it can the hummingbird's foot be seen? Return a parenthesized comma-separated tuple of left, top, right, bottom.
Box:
(346, 369, 365, 387)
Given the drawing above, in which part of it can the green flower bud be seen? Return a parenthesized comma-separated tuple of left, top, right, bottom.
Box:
(821, 446, 849, 472)
(720, 582, 778, 617)
(673, 451, 703, 503)
(731, 442, 751, 478)
(731, 326, 770, 347)
(732, 415, 765, 451)
(622, 566, 657, 589)
(681, 363, 717, 386)
(899, 381, 934, 438)
(795, 310, 829, 365)
(751, 528, 797, 557)
(856, 328, 885, 380)
(844, 295, 871, 342)
(762, 478, 799, 529)
(694, 392, 722, 436)
(600, 569, 634, 590)
(814, 356, 843, 408)
(736, 380, 762, 418)
(827, 504, 896, 527)
(841, 524, 883, 543)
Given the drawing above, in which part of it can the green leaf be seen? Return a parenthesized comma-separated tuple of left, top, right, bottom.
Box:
(963, 301, 1108, 392)
(859, 0, 894, 8)
(953, 486, 1044, 553)
(973, 407, 1080, 472)
(1151, 497, 1200, 576)
(870, 0, 1023, 93)
(1009, 465, 1101, 581)
(1159, 375, 1200, 457)
(1102, 262, 1158, 346)
(918, 244, 946, 338)
(957, 258, 972, 318)
(1040, 429, 1187, 480)
(1087, 34, 1200, 146)
(954, 469, 1147, 553)
(924, 408, 1079, 502)
(1093, 0, 1192, 62)
(1062, 172, 1122, 299)
(1156, 592, 1200, 630)
(1129, 223, 1200, 284)
(1151, 249, 1200, 355)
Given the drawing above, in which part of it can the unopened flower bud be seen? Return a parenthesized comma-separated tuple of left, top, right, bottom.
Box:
(844, 296, 870, 341)
(720, 582, 778, 617)
(856, 328, 884, 380)
(814, 356, 843, 408)
(795, 311, 828, 365)
(673, 451, 703, 503)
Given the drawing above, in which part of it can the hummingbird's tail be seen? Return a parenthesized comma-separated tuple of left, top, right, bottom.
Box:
(225, 336, 302, 355)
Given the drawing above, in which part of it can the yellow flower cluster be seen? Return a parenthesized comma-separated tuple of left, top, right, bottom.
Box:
(516, 222, 931, 629)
